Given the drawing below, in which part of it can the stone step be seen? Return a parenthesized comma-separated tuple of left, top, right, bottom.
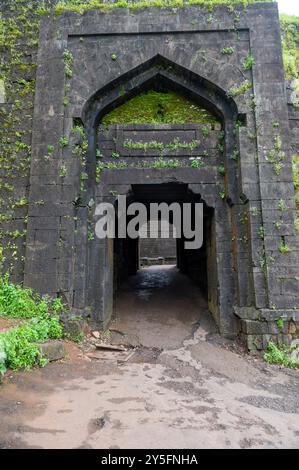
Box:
(37, 341, 65, 362)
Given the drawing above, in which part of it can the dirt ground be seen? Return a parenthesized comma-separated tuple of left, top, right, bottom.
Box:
(0, 266, 298, 449)
(0, 317, 23, 333)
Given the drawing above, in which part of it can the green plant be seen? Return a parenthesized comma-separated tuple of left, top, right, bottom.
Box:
(149, 157, 181, 169)
(201, 50, 208, 62)
(63, 49, 73, 62)
(273, 220, 282, 230)
(0, 314, 63, 373)
(63, 49, 73, 78)
(228, 80, 252, 97)
(60, 163, 67, 178)
(102, 329, 112, 339)
(59, 136, 69, 148)
(88, 230, 95, 241)
(217, 143, 224, 154)
(259, 252, 267, 278)
(230, 149, 239, 161)
(111, 151, 120, 158)
(102, 90, 219, 126)
(0, 275, 65, 374)
(278, 199, 288, 212)
(276, 318, 284, 331)
(267, 135, 285, 175)
(201, 125, 210, 137)
(264, 341, 299, 369)
(221, 46, 234, 55)
(13, 198, 28, 209)
(72, 125, 85, 137)
(0, 274, 64, 319)
(135, 158, 181, 170)
(123, 137, 201, 153)
(250, 207, 260, 217)
(258, 226, 265, 239)
(293, 155, 299, 236)
(72, 332, 84, 343)
(218, 165, 225, 176)
(279, 243, 291, 254)
(190, 157, 203, 168)
(242, 53, 255, 70)
(96, 160, 128, 182)
(53, 1, 274, 16)
(218, 130, 225, 141)
(280, 15, 299, 94)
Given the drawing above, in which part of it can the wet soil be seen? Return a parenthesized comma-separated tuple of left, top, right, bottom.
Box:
(0, 266, 298, 449)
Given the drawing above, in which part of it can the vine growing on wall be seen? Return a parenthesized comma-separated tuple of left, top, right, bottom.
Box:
(0, 0, 45, 276)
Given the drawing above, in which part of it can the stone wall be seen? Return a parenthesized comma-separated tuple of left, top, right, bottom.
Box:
(1, 1, 299, 350)
(139, 220, 177, 266)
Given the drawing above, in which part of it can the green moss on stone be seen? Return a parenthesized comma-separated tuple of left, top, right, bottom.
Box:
(54, 0, 274, 15)
(102, 90, 219, 126)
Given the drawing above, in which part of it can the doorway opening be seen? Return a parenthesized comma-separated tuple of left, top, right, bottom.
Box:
(91, 67, 231, 335)
(113, 184, 213, 296)
(110, 183, 216, 345)
(139, 220, 177, 268)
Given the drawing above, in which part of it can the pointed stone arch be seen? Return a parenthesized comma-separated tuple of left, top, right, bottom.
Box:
(73, 56, 253, 335)
(81, 54, 244, 206)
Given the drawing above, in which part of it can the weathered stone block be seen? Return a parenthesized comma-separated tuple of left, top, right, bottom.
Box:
(61, 315, 88, 338)
(241, 319, 269, 335)
(246, 334, 264, 352)
(37, 341, 65, 362)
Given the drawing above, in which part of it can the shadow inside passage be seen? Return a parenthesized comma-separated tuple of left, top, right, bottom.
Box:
(113, 265, 217, 349)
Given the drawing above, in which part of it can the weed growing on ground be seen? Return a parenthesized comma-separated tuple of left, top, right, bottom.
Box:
(264, 341, 299, 369)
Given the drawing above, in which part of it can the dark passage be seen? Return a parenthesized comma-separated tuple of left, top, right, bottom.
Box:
(112, 183, 217, 344)
(113, 183, 214, 300)
(113, 265, 217, 349)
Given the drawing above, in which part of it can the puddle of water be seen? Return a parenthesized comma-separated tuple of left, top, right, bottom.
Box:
(132, 266, 175, 299)
(135, 289, 152, 301)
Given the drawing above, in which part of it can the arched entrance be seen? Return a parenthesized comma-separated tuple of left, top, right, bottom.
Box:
(73, 55, 254, 338)
(22, 4, 299, 352)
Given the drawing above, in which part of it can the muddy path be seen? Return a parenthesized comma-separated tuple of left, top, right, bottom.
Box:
(0, 266, 298, 449)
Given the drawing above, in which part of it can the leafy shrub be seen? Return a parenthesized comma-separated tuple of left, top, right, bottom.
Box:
(0, 314, 63, 373)
(0, 274, 64, 318)
(0, 275, 64, 374)
(264, 341, 299, 369)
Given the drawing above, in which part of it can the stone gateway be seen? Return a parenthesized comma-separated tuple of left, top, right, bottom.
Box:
(1, 2, 299, 351)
